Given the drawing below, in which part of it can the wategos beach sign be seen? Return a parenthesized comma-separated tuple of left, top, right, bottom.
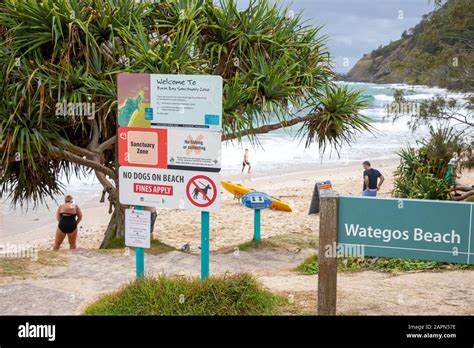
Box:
(317, 195, 474, 315)
(338, 196, 473, 264)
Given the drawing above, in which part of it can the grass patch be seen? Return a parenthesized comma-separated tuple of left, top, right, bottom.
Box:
(220, 234, 317, 254)
(266, 232, 317, 250)
(102, 237, 175, 255)
(219, 239, 279, 254)
(237, 240, 276, 251)
(276, 291, 317, 315)
(147, 240, 176, 255)
(295, 254, 474, 275)
(102, 237, 127, 250)
(0, 250, 68, 277)
(83, 273, 285, 315)
(0, 258, 29, 277)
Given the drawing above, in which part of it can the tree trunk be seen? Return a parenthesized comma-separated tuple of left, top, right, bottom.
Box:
(97, 175, 126, 248)
(99, 198, 125, 248)
(115, 199, 125, 238)
(456, 185, 474, 192)
(100, 208, 118, 249)
(454, 189, 474, 201)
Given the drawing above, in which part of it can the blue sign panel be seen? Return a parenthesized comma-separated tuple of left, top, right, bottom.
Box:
(205, 114, 220, 125)
(144, 107, 153, 120)
(242, 192, 273, 210)
(337, 196, 474, 264)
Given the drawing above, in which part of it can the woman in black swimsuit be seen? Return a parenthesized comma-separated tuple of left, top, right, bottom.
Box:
(53, 195, 83, 250)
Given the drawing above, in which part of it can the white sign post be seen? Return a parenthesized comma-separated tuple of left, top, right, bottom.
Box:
(150, 74, 222, 130)
(125, 209, 151, 249)
(167, 128, 221, 171)
(119, 167, 221, 212)
(118, 73, 222, 281)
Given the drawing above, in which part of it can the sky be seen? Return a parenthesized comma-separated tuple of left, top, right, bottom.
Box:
(237, 0, 434, 73)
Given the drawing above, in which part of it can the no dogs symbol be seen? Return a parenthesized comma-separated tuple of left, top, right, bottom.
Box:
(186, 175, 217, 208)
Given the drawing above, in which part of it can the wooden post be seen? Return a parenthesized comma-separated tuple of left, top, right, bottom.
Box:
(318, 196, 338, 315)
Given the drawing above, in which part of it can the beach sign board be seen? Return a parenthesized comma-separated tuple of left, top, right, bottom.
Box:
(119, 166, 221, 213)
(167, 128, 221, 172)
(242, 192, 273, 210)
(125, 209, 151, 249)
(118, 73, 222, 131)
(117, 72, 222, 280)
(317, 181, 334, 197)
(337, 196, 474, 264)
(118, 127, 168, 168)
(118, 126, 221, 171)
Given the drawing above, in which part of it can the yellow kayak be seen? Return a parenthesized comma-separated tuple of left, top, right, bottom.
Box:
(221, 181, 292, 212)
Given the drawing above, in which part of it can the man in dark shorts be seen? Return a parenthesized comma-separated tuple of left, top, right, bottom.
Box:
(362, 161, 384, 197)
(241, 148, 251, 174)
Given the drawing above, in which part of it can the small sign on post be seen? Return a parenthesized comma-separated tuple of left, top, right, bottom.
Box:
(317, 181, 334, 197)
(309, 180, 334, 215)
(125, 208, 151, 249)
(242, 192, 273, 241)
(125, 208, 151, 279)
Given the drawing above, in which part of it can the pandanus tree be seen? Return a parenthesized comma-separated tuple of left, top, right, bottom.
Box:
(0, 0, 371, 247)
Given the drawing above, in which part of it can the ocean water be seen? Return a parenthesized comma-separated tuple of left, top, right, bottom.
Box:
(1, 82, 468, 209)
(221, 82, 467, 175)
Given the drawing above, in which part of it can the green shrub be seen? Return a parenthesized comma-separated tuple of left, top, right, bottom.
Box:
(295, 255, 474, 276)
(83, 273, 285, 315)
(294, 255, 369, 274)
(394, 173, 451, 200)
(393, 127, 469, 200)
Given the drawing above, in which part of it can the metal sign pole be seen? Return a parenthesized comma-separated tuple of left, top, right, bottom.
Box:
(254, 209, 261, 241)
(135, 206, 145, 279)
(201, 211, 210, 280)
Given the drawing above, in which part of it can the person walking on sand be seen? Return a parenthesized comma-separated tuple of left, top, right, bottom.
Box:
(362, 161, 384, 197)
(53, 195, 82, 250)
(241, 148, 251, 174)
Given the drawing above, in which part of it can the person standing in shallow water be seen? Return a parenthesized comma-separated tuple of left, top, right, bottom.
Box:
(53, 195, 82, 250)
(362, 161, 384, 197)
(241, 148, 251, 174)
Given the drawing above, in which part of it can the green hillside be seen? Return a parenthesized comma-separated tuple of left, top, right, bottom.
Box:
(346, 0, 473, 91)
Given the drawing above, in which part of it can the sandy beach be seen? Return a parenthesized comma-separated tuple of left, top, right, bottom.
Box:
(1, 159, 474, 316)
(2, 158, 474, 252)
(0, 159, 400, 250)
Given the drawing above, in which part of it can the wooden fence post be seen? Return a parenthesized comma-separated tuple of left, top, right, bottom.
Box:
(318, 196, 338, 315)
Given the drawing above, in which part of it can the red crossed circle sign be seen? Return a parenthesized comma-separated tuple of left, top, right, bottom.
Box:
(186, 175, 218, 208)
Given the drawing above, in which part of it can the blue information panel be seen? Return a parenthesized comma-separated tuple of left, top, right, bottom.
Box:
(242, 192, 273, 210)
(337, 196, 474, 264)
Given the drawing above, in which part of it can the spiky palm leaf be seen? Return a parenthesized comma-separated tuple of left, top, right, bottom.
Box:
(0, 0, 372, 209)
